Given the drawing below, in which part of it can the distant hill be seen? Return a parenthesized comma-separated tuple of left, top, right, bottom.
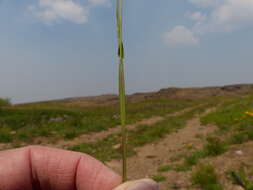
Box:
(16, 84, 253, 107)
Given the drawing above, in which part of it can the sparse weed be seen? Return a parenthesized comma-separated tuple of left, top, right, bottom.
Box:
(228, 132, 249, 144)
(64, 132, 78, 140)
(157, 165, 173, 172)
(203, 137, 227, 156)
(185, 150, 206, 167)
(178, 137, 227, 170)
(173, 164, 191, 172)
(201, 94, 253, 158)
(191, 164, 223, 190)
(229, 168, 253, 190)
(152, 175, 166, 182)
(70, 133, 135, 161)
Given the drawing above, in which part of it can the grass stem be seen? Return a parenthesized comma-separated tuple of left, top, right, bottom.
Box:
(116, 0, 127, 182)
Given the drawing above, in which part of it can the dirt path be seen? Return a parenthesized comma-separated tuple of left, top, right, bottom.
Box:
(53, 106, 199, 148)
(106, 110, 217, 190)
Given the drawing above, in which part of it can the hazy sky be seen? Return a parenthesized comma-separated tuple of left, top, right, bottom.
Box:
(1, 0, 253, 103)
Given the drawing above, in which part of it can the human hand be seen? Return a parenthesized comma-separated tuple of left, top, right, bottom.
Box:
(0, 146, 159, 190)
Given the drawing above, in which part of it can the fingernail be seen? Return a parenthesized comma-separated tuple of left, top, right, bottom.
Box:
(129, 179, 159, 190)
(113, 179, 159, 190)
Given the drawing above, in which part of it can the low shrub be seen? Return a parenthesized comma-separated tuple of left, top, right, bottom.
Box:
(0, 98, 11, 108)
(229, 169, 253, 190)
(191, 164, 223, 190)
(203, 137, 227, 156)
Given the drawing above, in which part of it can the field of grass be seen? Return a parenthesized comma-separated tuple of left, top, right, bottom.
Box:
(0, 97, 200, 144)
(1, 87, 253, 190)
(69, 103, 217, 161)
(201, 95, 253, 145)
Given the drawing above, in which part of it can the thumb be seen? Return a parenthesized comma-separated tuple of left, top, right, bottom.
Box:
(113, 179, 159, 190)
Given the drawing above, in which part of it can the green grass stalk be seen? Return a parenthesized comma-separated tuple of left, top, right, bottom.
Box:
(116, 0, 127, 182)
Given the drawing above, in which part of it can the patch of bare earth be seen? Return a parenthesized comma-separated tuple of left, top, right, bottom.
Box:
(106, 112, 217, 190)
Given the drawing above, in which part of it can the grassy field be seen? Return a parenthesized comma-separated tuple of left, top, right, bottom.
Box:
(0, 97, 200, 144)
(1, 85, 253, 190)
(70, 104, 211, 161)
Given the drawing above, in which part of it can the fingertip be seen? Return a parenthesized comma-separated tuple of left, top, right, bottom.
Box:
(76, 156, 122, 190)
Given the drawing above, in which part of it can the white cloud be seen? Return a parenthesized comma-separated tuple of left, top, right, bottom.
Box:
(29, 0, 89, 24)
(192, 0, 253, 34)
(164, 25, 199, 46)
(166, 0, 253, 46)
(211, 0, 253, 28)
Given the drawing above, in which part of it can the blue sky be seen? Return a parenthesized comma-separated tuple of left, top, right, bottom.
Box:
(1, 0, 253, 103)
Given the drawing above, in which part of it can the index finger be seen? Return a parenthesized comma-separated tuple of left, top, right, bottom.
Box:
(0, 146, 121, 190)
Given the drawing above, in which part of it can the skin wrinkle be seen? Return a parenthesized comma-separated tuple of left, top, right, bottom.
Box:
(34, 147, 52, 190)
(76, 156, 101, 190)
(23, 147, 33, 190)
(28, 146, 44, 190)
(76, 155, 121, 190)
(31, 146, 76, 190)
(27, 147, 38, 190)
(74, 155, 82, 190)
(28, 146, 77, 190)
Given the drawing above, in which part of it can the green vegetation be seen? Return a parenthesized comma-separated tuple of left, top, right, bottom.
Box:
(162, 95, 253, 173)
(157, 165, 173, 172)
(0, 98, 198, 143)
(151, 94, 253, 185)
(70, 105, 210, 161)
(173, 136, 227, 171)
(201, 95, 253, 141)
(0, 98, 11, 108)
(70, 133, 135, 161)
(184, 150, 206, 168)
(116, 0, 127, 180)
(201, 94, 253, 146)
(191, 164, 223, 190)
(1, 91, 252, 187)
(229, 169, 253, 190)
(203, 136, 227, 156)
(157, 164, 191, 172)
(152, 175, 166, 182)
(0, 128, 13, 143)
